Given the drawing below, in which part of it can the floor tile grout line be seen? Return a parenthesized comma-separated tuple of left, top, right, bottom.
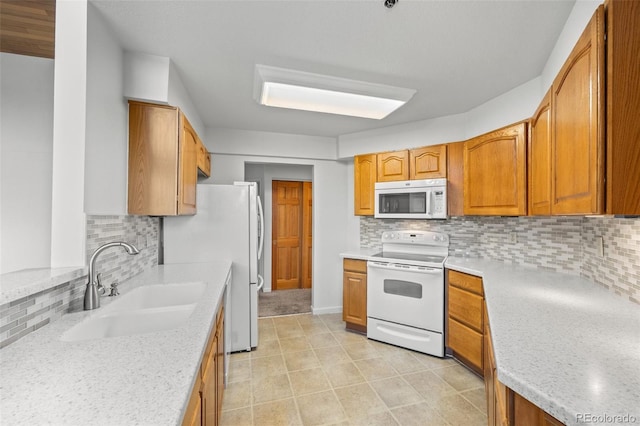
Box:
(231, 313, 487, 426)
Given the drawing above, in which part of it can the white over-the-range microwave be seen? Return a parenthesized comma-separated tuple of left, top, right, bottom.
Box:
(374, 178, 447, 219)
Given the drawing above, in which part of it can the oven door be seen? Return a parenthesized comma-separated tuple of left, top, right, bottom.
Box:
(367, 261, 444, 332)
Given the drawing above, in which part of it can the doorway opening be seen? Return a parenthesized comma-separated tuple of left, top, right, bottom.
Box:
(244, 164, 313, 317)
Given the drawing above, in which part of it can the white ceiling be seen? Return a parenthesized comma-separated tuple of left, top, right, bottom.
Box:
(91, 0, 576, 138)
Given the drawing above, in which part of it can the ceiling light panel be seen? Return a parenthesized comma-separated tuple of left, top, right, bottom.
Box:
(254, 65, 416, 120)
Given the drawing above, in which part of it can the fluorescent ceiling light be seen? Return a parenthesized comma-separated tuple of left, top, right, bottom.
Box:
(254, 65, 416, 120)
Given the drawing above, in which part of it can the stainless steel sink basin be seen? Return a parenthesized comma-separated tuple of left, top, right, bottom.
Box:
(61, 304, 197, 342)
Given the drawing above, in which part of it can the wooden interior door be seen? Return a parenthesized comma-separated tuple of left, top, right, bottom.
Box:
(301, 182, 313, 289)
(272, 181, 303, 290)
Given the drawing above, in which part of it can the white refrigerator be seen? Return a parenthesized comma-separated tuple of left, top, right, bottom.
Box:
(163, 183, 264, 352)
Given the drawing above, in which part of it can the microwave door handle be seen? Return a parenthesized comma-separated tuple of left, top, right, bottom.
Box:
(426, 191, 432, 215)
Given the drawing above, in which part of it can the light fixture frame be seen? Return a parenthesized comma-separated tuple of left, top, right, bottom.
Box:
(253, 64, 416, 120)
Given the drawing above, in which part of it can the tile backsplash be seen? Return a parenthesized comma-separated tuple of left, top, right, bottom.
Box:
(360, 216, 639, 305)
(581, 217, 640, 304)
(85, 215, 159, 288)
(0, 215, 159, 348)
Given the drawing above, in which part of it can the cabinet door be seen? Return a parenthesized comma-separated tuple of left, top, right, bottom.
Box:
(354, 154, 377, 215)
(464, 122, 527, 216)
(447, 317, 483, 375)
(448, 286, 483, 333)
(181, 375, 202, 426)
(179, 115, 198, 215)
(196, 137, 211, 178)
(343, 270, 367, 327)
(410, 145, 447, 179)
(203, 334, 218, 426)
(446, 142, 465, 216)
(551, 5, 604, 215)
(606, 0, 640, 215)
(528, 89, 552, 215)
(377, 150, 409, 182)
(216, 310, 225, 422)
(484, 307, 511, 426)
(484, 310, 496, 426)
(128, 102, 180, 216)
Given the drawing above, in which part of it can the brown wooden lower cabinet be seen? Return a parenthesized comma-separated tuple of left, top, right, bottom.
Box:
(513, 392, 565, 426)
(182, 303, 225, 426)
(484, 302, 564, 426)
(182, 374, 202, 426)
(446, 270, 484, 376)
(343, 258, 367, 333)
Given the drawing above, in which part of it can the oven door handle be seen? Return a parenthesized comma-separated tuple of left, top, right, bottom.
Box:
(368, 262, 441, 273)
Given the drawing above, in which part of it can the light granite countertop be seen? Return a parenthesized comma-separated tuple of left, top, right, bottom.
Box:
(0, 266, 86, 305)
(339, 248, 379, 261)
(340, 250, 640, 424)
(0, 261, 231, 426)
(445, 257, 640, 426)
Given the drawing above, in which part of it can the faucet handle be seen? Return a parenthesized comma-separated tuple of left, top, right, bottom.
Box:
(109, 282, 120, 297)
(96, 273, 106, 296)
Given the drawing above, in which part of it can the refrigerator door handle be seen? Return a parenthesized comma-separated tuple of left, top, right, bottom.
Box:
(257, 274, 264, 291)
(257, 196, 265, 260)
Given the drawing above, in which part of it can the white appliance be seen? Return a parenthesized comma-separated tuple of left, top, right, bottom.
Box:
(367, 230, 449, 357)
(374, 178, 447, 219)
(163, 183, 264, 353)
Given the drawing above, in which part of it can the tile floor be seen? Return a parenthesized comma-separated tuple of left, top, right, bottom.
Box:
(220, 313, 487, 426)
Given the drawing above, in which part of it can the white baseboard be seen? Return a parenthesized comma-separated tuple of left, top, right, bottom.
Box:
(311, 305, 342, 315)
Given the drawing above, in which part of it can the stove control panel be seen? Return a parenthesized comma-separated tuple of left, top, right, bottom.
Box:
(381, 230, 448, 246)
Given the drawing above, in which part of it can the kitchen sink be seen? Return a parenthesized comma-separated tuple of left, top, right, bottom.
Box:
(61, 304, 197, 342)
(107, 282, 206, 311)
(60, 281, 206, 342)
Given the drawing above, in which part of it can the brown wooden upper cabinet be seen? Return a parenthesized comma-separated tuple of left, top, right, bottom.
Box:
(528, 89, 552, 216)
(128, 101, 203, 216)
(463, 122, 527, 216)
(536, 2, 640, 216)
(196, 137, 211, 178)
(447, 142, 465, 216)
(551, 5, 605, 215)
(354, 154, 377, 216)
(354, 145, 448, 216)
(409, 145, 448, 180)
(606, 0, 640, 215)
(377, 150, 410, 182)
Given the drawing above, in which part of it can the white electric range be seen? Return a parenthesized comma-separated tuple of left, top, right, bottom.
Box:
(367, 230, 449, 357)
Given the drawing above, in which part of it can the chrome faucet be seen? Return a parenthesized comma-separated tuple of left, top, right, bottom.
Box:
(84, 242, 140, 310)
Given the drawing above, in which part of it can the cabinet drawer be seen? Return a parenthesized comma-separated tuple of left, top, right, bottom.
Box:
(448, 286, 483, 332)
(344, 258, 367, 274)
(448, 317, 483, 372)
(448, 270, 483, 295)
